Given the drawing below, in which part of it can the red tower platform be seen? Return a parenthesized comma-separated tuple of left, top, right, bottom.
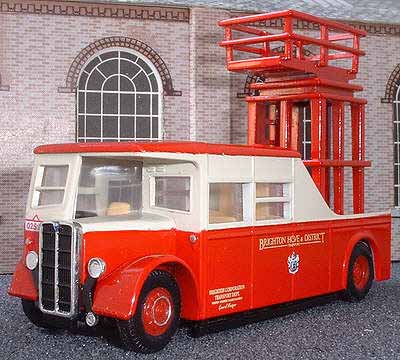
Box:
(219, 10, 369, 214)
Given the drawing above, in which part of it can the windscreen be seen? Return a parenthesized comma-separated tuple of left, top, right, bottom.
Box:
(75, 157, 142, 219)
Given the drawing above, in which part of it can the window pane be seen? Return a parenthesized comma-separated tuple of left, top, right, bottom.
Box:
(120, 76, 135, 92)
(152, 117, 159, 138)
(152, 95, 159, 115)
(99, 51, 118, 61)
(120, 51, 137, 62)
(76, 158, 142, 218)
(256, 183, 284, 197)
(41, 166, 68, 187)
(120, 94, 135, 115)
(98, 59, 118, 77)
(78, 72, 88, 89)
(137, 58, 153, 75)
(305, 121, 311, 141)
(305, 143, 311, 160)
(136, 94, 151, 115)
(136, 117, 151, 138)
(120, 60, 141, 80)
(86, 93, 101, 114)
(209, 183, 243, 224)
(87, 70, 105, 90)
(120, 116, 135, 138)
(78, 92, 85, 113)
(133, 71, 151, 92)
(86, 116, 101, 137)
(256, 202, 284, 221)
(155, 177, 190, 211)
(84, 57, 101, 73)
(103, 76, 118, 91)
(78, 115, 85, 138)
(103, 93, 118, 114)
(38, 190, 65, 206)
(103, 116, 118, 138)
(149, 73, 158, 92)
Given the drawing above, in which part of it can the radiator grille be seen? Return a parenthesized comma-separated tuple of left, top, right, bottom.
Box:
(39, 222, 78, 317)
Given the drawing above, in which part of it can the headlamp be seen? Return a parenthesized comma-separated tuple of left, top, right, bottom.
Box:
(25, 251, 38, 270)
(88, 257, 106, 279)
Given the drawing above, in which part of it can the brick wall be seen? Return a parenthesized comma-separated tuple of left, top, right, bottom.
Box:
(0, 11, 190, 272)
(189, 7, 231, 143)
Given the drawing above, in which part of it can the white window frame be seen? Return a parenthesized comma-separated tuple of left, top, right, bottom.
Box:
(207, 182, 252, 230)
(76, 48, 163, 142)
(32, 165, 69, 209)
(254, 182, 292, 225)
(150, 175, 193, 214)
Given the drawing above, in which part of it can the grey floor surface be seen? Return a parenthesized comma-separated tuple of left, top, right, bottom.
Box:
(1, 263, 400, 360)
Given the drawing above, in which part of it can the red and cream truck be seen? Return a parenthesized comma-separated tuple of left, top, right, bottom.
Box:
(8, 141, 391, 352)
(8, 9, 392, 354)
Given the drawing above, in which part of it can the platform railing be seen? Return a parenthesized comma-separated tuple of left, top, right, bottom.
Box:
(219, 9, 366, 75)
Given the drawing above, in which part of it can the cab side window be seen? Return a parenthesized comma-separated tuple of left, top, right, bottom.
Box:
(209, 183, 245, 224)
(33, 165, 69, 207)
(255, 183, 291, 221)
(153, 176, 191, 212)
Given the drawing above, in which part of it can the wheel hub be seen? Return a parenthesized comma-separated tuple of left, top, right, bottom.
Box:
(352, 255, 370, 290)
(142, 287, 173, 336)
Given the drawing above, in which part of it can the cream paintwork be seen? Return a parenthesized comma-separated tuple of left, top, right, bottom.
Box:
(26, 151, 386, 236)
(25, 154, 81, 222)
(77, 212, 175, 233)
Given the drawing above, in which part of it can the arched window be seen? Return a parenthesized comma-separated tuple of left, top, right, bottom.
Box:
(77, 49, 162, 142)
(394, 84, 400, 207)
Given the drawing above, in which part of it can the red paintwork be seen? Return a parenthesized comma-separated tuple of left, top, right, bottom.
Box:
(221, 10, 368, 215)
(8, 260, 37, 301)
(98, 214, 390, 320)
(219, 9, 365, 80)
(9, 214, 391, 321)
(142, 287, 174, 336)
(352, 256, 370, 291)
(34, 141, 300, 158)
(8, 225, 40, 300)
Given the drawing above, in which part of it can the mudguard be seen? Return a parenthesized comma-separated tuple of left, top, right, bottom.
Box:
(92, 255, 198, 320)
(341, 228, 391, 288)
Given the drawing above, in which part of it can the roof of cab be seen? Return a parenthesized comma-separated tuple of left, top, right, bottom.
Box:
(34, 141, 301, 158)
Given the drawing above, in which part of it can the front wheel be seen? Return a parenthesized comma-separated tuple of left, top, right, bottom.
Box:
(344, 242, 374, 301)
(117, 270, 181, 353)
(21, 299, 55, 329)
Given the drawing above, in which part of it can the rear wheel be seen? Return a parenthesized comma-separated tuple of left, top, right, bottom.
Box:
(117, 270, 181, 353)
(344, 242, 374, 301)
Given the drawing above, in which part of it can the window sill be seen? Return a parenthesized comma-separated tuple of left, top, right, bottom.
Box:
(391, 208, 400, 218)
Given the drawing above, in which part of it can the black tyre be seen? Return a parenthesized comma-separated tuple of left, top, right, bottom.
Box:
(344, 242, 374, 301)
(117, 270, 181, 353)
(21, 299, 56, 329)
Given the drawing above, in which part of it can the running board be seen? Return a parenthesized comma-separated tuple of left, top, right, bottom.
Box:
(187, 291, 343, 337)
